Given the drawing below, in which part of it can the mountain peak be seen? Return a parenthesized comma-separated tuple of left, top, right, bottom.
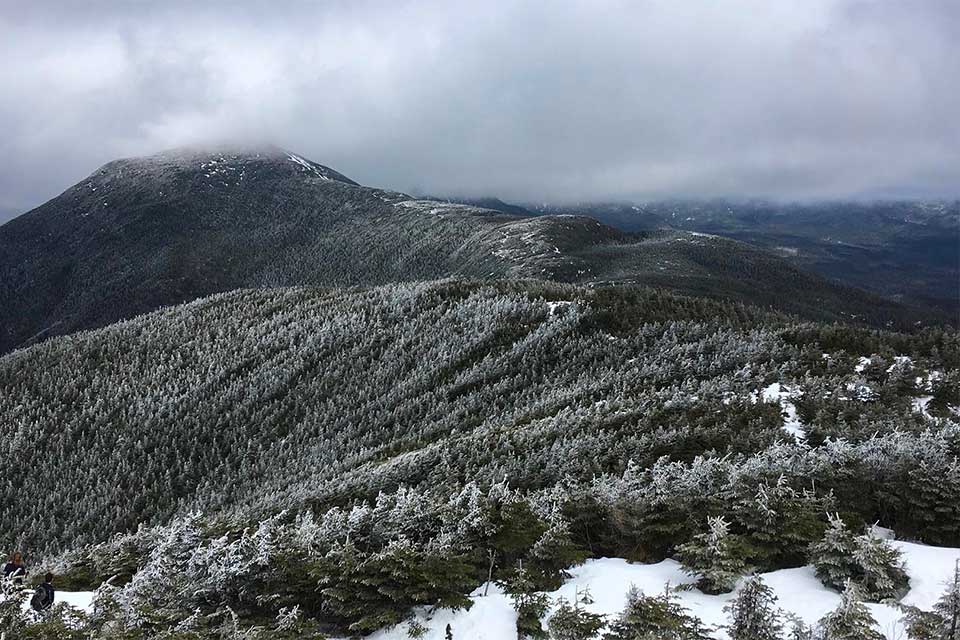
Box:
(93, 145, 359, 187)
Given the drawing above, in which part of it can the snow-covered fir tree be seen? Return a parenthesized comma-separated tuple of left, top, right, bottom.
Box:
(852, 532, 908, 600)
(906, 561, 960, 640)
(602, 585, 710, 640)
(503, 563, 551, 640)
(724, 575, 783, 640)
(810, 514, 858, 592)
(677, 516, 748, 594)
(548, 588, 606, 640)
(817, 582, 884, 640)
(934, 562, 960, 640)
(810, 514, 908, 600)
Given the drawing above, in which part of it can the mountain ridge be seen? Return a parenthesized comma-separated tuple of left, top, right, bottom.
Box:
(0, 148, 945, 355)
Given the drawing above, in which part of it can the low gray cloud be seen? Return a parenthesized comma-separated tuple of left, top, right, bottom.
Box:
(1, 0, 958, 220)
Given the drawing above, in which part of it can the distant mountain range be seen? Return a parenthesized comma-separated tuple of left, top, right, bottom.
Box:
(0, 147, 949, 354)
(434, 196, 959, 316)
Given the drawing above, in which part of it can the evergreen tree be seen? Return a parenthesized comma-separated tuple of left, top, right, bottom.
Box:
(906, 562, 960, 640)
(548, 589, 606, 640)
(117, 513, 205, 629)
(724, 575, 783, 640)
(677, 516, 748, 594)
(503, 564, 551, 640)
(528, 522, 588, 590)
(784, 614, 815, 640)
(319, 539, 474, 634)
(733, 478, 830, 570)
(603, 585, 710, 640)
(817, 582, 883, 640)
(901, 605, 943, 640)
(810, 514, 857, 592)
(934, 561, 960, 640)
(0, 582, 30, 639)
(852, 533, 908, 600)
(810, 515, 908, 600)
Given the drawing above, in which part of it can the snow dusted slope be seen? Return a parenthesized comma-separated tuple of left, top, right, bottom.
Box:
(370, 541, 959, 640)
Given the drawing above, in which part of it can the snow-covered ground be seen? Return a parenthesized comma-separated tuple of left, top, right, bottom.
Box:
(369, 540, 960, 640)
(13, 588, 95, 614)
(57, 589, 95, 611)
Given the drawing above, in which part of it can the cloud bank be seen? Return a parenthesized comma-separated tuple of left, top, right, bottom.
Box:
(1, 0, 958, 220)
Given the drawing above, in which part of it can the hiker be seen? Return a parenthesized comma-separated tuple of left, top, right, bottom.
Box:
(31, 573, 55, 612)
(2, 552, 25, 585)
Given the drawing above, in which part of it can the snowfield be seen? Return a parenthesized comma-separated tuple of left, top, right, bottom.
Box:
(365, 540, 959, 640)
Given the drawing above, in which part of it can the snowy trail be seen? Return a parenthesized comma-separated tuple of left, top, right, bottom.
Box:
(57, 590, 95, 611)
(10, 589, 95, 614)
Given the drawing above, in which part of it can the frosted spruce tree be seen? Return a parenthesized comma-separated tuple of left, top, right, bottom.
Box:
(934, 562, 960, 640)
(528, 521, 588, 590)
(603, 585, 710, 640)
(852, 532, 908, 600)
(809, 514, 857, 592)
(548, 588, 606, 640)
(810, 514, 908, 600)
(114, 512, 206, 630)
(817, 582, 883, 640)
(906, 561, 960, 640)
(724, 575, 783, 640)
(503, 563, 551, 640)
(784, 614, 815, 640)
(677, 516, 747, 594)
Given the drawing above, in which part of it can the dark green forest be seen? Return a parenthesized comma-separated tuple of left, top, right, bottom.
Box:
(0, 279, 957, 638)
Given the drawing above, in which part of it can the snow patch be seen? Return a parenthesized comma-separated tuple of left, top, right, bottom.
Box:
(287, 153, 330, 180)
(546, 301, 573, 315)
(15, 589, 95, 614)
(756, 383, 806, 440)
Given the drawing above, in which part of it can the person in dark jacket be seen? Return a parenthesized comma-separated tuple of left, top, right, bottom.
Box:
(31, 573, 55, 611)
(2, 551, 25, 585)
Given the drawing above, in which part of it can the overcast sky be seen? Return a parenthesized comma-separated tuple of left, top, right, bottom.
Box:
(1, 0, 958, 221)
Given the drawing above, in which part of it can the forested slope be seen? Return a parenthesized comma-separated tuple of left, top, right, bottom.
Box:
(2, 280, 957, 554)
(0, 279, 958, 637)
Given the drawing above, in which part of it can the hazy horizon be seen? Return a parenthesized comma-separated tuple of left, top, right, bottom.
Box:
(2, 0, 958, 222)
